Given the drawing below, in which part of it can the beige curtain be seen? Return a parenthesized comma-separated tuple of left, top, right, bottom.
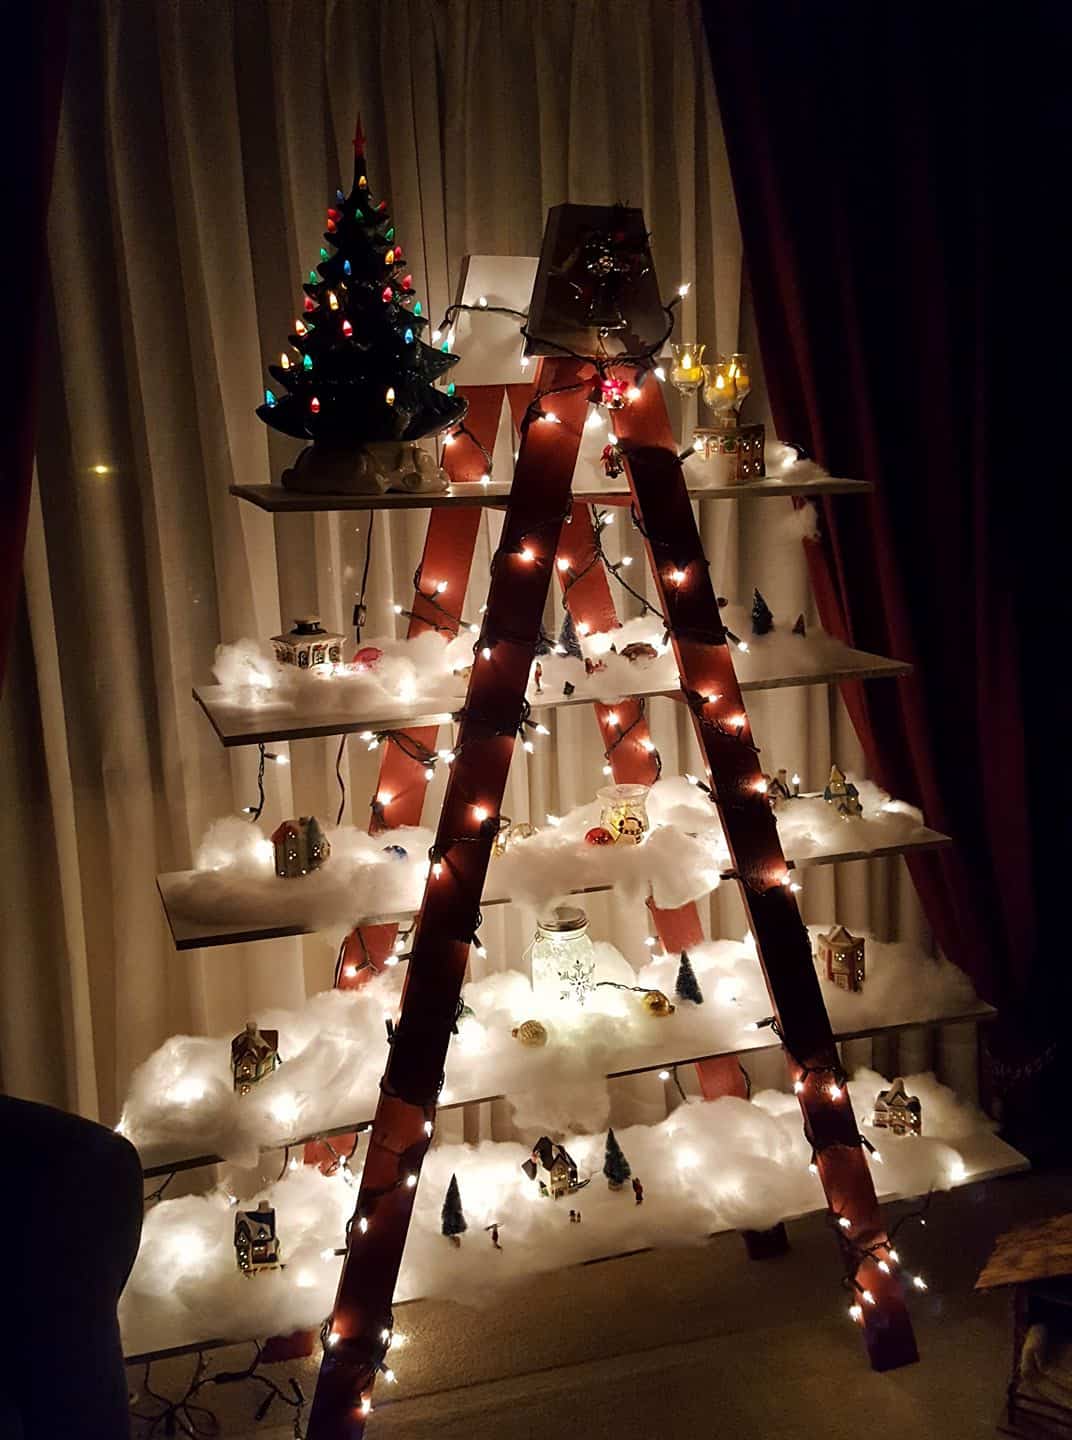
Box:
(0, 0, 946, 1133)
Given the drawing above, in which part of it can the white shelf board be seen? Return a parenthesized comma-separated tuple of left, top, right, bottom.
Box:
(124, 1123, 1027, 1365)
(137, 997, 993, 1178)
(230, 474, 873, 513)
(192, 646, 909, 749)
(156, 827, 950, 951)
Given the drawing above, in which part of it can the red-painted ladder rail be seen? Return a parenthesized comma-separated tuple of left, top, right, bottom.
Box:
(306, 361, 590, 1434)
(611, 371, 918, 1372)
(552, 500, 746, 1100)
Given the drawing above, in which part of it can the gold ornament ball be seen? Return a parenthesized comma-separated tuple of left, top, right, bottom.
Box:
(641, 989, 676, 1018)
(511, 1020, 549, 1047)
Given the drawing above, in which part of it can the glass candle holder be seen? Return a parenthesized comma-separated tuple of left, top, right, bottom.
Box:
(598, 783, 650, 844)
(530, 906, 597, 1006)
(702, 353, 752, 424)
(669, 342, 705, 395)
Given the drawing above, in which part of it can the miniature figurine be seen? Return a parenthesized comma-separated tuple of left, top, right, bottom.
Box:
(632, 1176, 644, 1206)
(823, 764, 864, 819)
(234, 1200, 281, 1275)
(871, 1077, 922, 1136)
(231, 1021, 281, 1095)
(818, 924, 866, 993)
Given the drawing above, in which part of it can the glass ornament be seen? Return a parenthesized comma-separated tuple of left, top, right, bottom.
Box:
(529, 906, 597, 1006)
(597, 783, 650, 844)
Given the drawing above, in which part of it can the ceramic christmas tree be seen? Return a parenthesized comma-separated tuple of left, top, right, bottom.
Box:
(751, 588, 774, 635)
(258, 119, 467, 493)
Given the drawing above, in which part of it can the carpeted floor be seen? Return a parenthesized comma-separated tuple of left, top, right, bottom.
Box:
(131, 1166, 1068, 1439)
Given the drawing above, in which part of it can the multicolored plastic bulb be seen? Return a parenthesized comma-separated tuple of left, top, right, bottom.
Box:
(343, 260, 351, 276)
(309, 396, 320, 413)
(302, 353, 313, 372)
(382, 286, 393, 302)
(264, 388, 276, 406)
(402, 274, 413, 289)
(358, 174, 367, 188)
(385, 249, 395, 265)
(336, 188, 345, 203)
(308, 270, 318, 284)
(404, 328, 413, 344)
(414, 301, 422, 316)
(294, 319, 306, 335)
(342, 319, 353, 337)
(446, 382, 456, 396)
(441, 340, 449, 352)
(303, 296, 315, 313)
(327, 291, 339, 310)
(319, 247, 329, 260)
(385, 387, 396, 406)
(280, 353, 290, 369)
(385, 226, 395, 241)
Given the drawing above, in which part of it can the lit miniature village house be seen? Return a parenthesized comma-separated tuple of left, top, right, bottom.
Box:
(234, 1200, 281, 1275)
(823, 763, 864, 818)
(270, 615, 345, 669)
(871, 1077, 923, 1136)
(817, 924, 866, 993)
(231, 1021, 281, 1095)
(522, 1137, 588, 1199)
(271, 815, 331, 878)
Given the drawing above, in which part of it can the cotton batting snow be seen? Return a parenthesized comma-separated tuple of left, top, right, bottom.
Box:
(119, 1067, 996, 1357)
(120, 926, 980, 1171)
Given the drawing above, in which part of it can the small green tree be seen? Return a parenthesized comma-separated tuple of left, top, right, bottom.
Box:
(557, 610, 584, 660)
(441, 1173, 467, 1241)
(603, 1129, 632, 1189)
(675, 951, 704, 1005)
(751, 588, 774, 635)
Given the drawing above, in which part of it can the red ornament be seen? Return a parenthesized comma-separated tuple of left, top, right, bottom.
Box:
(382, 286, 393, 303)
(585, 826, 615, 847)
(352, 645, 383, 670)
(342, 319, 353, 337)
(309, 396, 321, 414)
(303, 296, 315, 312)
(600, 377, 627, 410)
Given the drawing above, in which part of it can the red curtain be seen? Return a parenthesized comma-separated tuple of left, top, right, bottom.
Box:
(700, 2, 1065, 1068)
(0, 0, 71, 693)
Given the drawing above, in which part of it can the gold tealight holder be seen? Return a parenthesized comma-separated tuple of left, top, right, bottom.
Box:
(701, 353, 752, 423)
(669, 342, 705, 396)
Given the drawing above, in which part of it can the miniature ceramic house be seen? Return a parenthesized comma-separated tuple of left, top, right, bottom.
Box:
(871, 1077, 923, 1137)
(234, 1200, 281, 1275)
(270, 616, 345, 669)
(522, 1137, 585, 1199)
(271, 816, 331, 878)
(693, 423, 766, 482)
(231, 1021, 281, 1095)
(823, 764, 864, 819)
(818, 924, 866, 993)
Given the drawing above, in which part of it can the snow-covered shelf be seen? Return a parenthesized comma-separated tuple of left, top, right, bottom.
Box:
(229, 474, 873, 512)
(155, 777, 948, 951)
(138, 998, 994, 1180)
(193, 647, 909, 748)
(126, 930, 990, 1177)
(120, 1071, 1027, 1364)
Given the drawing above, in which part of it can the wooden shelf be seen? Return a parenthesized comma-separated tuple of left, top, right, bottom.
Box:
(123, 1123, 1027, 1365)
(192, 645, 909, 749)
(230, 474, 873, 513)
(156, 827, 950, 951)
(137, 997, 993, 1178)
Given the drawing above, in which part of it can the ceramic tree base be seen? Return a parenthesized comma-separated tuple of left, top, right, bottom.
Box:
(281, 440, 449, 495)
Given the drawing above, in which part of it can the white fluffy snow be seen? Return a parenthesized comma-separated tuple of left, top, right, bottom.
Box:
(209, 598, 892, 724)
(120, 927, 981, 1171)
(165, 775, 933, 936)
(119, 1066, 996, 1357)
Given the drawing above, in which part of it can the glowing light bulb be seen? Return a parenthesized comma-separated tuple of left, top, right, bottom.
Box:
(731, 714, 746, 729)
(793, 1079, 805, 1094)
(658, 1069, 671, 1081)
(755, 778, 770, 794)
(523, 739, 534, 753)
(602, 764, 613, 776)
(328, 291, 339, 310)
(913, 1275, 928, 1291)
(669, 568, 687, 585)
(678, 282, 691, 297)
(681, 351, 692, 369)
(358, 1217, 369, 1234)
(361, 1397, 372, 1416)
(473, 805, 489, 822)
(621, 555, 633, 567)
(435, 580, 449, 594)
(326, 1331, 340, 1347)
(643, 936, 657, 948)
(737, 640, 750, 653)
(280, 352, 291, 369)
(692, 437, 705, 452)
(829, 1082, 843, 1100)
(862, 1290, 875, 1306)
(577, 621, 590, 636)
(385, 387, 396, 405)
(654, 365, 667, 382)
(384, 1367, 396, 1384)
(438, 749, 455, 763)
(808, 1161, 818, 1175)
(871, 1149, 883, 1164)
(606, 711, 620, 727)
(480, 473, 491, 486)
(556, 557, 570, 572)
(468, 623, 480, 635)
(481, 645, 492, 660)
(888, 1249, 900, 1264)
(309, 396, 320, 413)
(849, 1305, 863, 1323)
(432, 860, 443, 878)
(546, 814, 561, 827)
(838, 1217, 852, 1230)
(477, 295, 488, 307)
(791, 773, 801, 787)
(343, 963, 358, 979)
(641, 738, 656, 752)
(405, 1174, 417, 1188)
(377, 791, 393, 806)
(342, 319, 353, 337)
(627, 386, 641, 401)
(424, 766, 434, 781)
(519, 546, 535, 562)
(705, 692, 721, 704)
(423, 1120, 433, 1137)
(878, 1260, 890, 1274)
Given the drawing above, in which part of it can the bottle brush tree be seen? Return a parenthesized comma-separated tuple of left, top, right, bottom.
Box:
(603, 1128, 632, 1189)
(675, 951, 704, 1005)
(441, 1173, 468, 1241)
